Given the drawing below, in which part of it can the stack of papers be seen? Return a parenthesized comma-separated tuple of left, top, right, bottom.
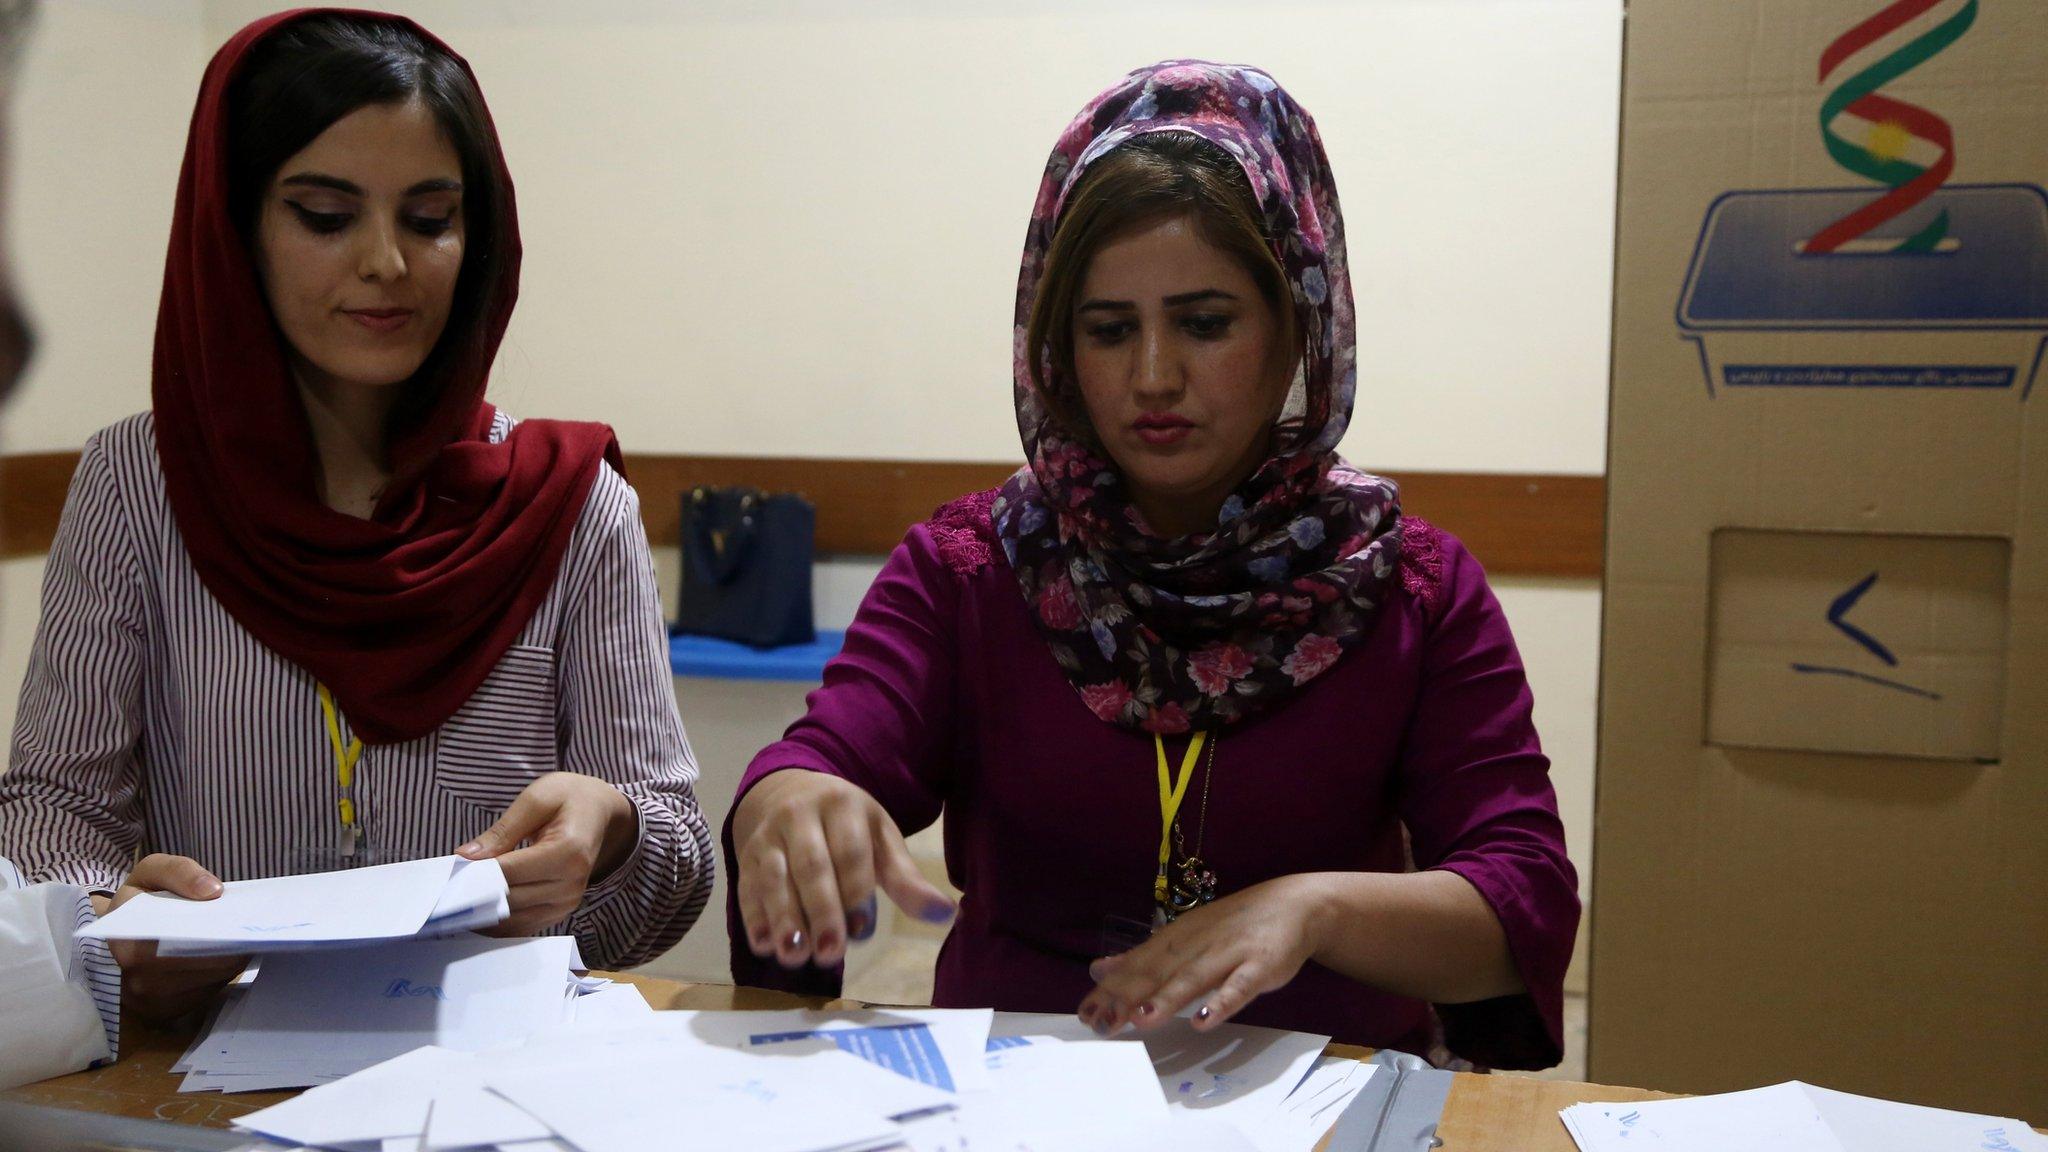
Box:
(227, 1006, 1375, 1152)
(1561, 1080, 2048, 1152)
(81, 856, 511, 955)
(173, 934, 648, 1093)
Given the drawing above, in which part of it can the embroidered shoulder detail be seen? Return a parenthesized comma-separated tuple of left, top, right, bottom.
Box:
(927, 488, 1002, 575)
(1399, 515, 1448, 615)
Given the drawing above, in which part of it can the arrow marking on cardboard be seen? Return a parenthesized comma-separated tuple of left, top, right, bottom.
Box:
(1827, 571, 1899, 666)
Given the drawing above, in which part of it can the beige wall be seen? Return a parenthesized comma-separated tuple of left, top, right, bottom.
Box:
(6, 0, 1628, 473)
(4, 0, 205, 453)
(3, 1, 1614, 989)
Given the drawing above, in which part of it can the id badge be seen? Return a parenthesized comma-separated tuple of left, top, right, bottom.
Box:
(285, 828, 383, 874)
(1096, 912, 1154, 960)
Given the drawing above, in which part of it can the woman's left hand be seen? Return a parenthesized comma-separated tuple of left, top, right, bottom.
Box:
(1079, 874, 1327, 1035)
(457, 772, 639, 936)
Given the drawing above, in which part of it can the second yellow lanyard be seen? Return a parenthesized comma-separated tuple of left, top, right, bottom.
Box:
(318, 683, 365, 846)
(1153, 731, 1209, 904)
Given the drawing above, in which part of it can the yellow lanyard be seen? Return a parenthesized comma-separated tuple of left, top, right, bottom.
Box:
(1153, 731, 1208, 903)
(317, 684, 365, 846)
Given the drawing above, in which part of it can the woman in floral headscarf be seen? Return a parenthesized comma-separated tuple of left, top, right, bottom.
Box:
(729, 62, 1578, 1067)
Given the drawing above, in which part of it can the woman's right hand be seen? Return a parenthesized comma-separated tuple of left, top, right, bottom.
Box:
(90, 853, 248, 1024)
(732, 770, 955, 970)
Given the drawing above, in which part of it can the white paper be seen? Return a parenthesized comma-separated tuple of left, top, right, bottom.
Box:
(200, 935, 577, 1086)
(484, 1046, 904, 1152)
(0, 883, 115, 1090)
(155, 859, 511, 958)
(901, 1111, 1257, 1152)
(648, 1007, 995, 1094)
(566, 983, 654, 1027)
(1562, 1082, 1847, 1152)
(421, 1083, 553, 1150)
(989, 1009, 1326, 1135)
(988, 1011, 1099, 1044)
(955, 1040, 1169, 1137)
(420, 858, 512, 935)
(84, 856, 458, 947)
(1562, 1082, 2048, 1152)
(1254, 1058, 1373, 1152)
(236, 1046, 472, 1146)
(1805, 1082, 2048, 1151)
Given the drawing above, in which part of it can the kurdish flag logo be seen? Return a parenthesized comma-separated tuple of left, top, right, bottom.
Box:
(1804, 0, 1977, 254)
(1674, 0, 2048, 398)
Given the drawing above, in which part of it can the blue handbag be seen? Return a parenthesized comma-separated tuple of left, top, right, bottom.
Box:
(674, 486, 816, 648)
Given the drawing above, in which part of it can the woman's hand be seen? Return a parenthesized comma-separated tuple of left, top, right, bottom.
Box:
(458, 771, 639, 936)
(1078, 874, 1328, 1035)
(731, 769, 955, 970)
(92, 854, 248, 1025)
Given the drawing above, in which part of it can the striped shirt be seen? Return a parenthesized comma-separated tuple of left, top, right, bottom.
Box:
(0, 412, 714, 973)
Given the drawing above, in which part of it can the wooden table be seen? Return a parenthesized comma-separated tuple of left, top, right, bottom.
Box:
(6, 973, 1676, 1151)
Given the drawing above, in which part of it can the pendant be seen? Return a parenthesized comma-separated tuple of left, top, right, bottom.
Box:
(1168, 855, 1218, 914)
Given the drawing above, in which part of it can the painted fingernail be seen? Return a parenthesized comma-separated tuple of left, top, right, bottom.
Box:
(1136, 1002, 1155, 1017)
(1196, 1005, 1213, 1022)
(1091, 1015, 1113, 1036)
(849, 896, 877, 941)
(817, 929, 841, 954)
(919, 900, 956, 924)
(784, 930, 805, 952)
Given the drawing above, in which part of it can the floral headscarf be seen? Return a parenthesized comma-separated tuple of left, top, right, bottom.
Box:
(991, 60, 1403, 735)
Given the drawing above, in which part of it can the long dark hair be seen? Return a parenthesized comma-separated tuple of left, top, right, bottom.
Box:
(226, 13, 508, 410)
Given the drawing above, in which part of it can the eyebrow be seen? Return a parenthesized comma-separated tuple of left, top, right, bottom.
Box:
(279, 173, 464, 197)
(1076, 288, 1240, 313)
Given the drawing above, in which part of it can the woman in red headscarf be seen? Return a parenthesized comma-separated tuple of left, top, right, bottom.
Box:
(0, 10, 712, 1023)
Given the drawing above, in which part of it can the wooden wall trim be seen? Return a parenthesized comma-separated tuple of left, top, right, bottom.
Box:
(0, 451, 1606, 578)
(0, 452, 81, 561)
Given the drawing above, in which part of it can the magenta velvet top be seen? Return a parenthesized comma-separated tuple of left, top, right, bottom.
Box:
(726, 493, 1579, 1069)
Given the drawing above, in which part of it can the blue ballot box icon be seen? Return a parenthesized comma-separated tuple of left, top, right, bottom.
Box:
(1676, 184, 2048, 398)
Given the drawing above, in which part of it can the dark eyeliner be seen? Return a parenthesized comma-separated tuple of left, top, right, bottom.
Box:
(283, 199, 351, 234)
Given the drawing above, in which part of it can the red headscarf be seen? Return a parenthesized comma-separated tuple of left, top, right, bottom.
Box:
(152, 9, 622, 745)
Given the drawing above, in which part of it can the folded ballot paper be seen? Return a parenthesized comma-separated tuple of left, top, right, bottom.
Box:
(173, 934, 649, 1093)
(80, 854, 511, 955)
(228, 1006, 1374, 1152)
(1561, 1080, 2048, 1152)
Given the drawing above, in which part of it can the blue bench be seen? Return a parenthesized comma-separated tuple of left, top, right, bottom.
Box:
(668, 630, 848, 682)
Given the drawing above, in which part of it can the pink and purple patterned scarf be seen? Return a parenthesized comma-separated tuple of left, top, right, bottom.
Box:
(992, 61, 1403, 735)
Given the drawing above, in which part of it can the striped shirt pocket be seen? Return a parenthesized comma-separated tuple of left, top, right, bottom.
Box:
(432, 644, 561, 811)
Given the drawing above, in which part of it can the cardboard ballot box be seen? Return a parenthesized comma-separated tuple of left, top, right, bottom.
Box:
(1594, 0, 2046, 1121)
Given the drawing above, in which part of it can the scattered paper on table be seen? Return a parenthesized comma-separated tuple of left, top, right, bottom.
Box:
(1559, 1080, 2048, 1152)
